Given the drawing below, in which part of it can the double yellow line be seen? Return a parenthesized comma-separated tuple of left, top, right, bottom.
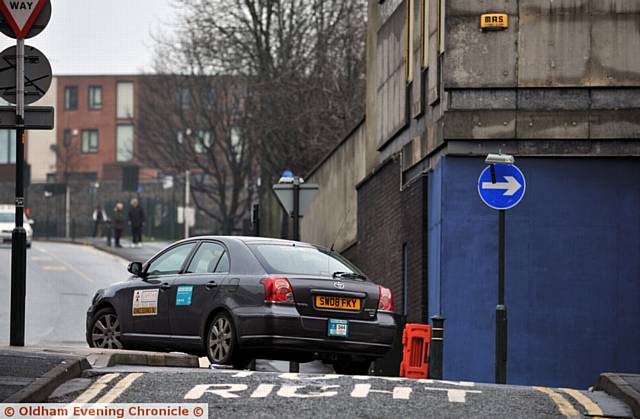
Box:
(534, 386, 606, 418)
(73, 373, 143, 404)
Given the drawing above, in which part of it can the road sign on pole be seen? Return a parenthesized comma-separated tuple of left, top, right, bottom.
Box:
(477, 158, 525, 385)
(0, 0, 50, 347)
(478, 164, 526, 210)
(0, 44, 52, 104)
(0, 0, 47, 38)
(0, 0, 49, 39)
(0, 105, 53, 128)
(273, 183, 319, 218)
(272, 172, 319, 374)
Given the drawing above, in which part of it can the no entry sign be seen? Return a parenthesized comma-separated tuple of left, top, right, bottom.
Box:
(0, 0, 47, 39)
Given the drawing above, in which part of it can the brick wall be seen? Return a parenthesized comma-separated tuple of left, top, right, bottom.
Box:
(355, 156, 428, 324)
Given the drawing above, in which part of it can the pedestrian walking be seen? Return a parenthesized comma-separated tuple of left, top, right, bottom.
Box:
(112, 202, 125, 248)
(128, 198, 145, 248)
(92, 205, 107, 237)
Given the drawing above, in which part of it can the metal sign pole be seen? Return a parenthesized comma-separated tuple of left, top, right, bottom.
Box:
(495, 209, 507, 384)
(10, 37, 26, 346)
(289, 176, 300, 374)
(184, 170, 190, 239)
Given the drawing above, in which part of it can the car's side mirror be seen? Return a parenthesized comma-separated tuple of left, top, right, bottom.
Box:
(127, 261, 144, 277)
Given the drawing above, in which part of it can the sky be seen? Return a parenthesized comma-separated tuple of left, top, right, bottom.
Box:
(0, 0, 175, 75)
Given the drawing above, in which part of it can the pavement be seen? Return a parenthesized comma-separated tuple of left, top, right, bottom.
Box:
(596, 373, 640, 418)
(43, 236, 171, 264)
(0, 346, 199, 402)
(0, 349, 88, 402)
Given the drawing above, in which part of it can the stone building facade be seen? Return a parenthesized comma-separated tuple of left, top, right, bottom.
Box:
(301, 0, 640, 387)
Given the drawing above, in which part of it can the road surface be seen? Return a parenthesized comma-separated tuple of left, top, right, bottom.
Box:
(47, 365, 634, 419)
(0, 241, 128, 346)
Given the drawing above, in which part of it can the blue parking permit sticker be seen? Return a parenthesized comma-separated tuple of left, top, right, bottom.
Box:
(176, 286, 193, 306)
(328, 319, 349, 338)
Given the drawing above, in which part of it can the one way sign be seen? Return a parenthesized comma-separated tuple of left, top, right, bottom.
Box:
(478, 164, 526, 210)
(0, 0, 46, 38)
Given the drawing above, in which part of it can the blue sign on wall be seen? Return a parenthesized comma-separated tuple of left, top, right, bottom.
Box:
(478, 164, 526, 210)
(176, 286, 193, 306)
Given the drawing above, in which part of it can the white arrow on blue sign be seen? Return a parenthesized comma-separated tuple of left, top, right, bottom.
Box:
(478, 164, 526, 210)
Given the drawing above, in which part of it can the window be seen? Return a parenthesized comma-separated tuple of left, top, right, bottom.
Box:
(147, 243, 197, 276)
(63, 129, 72, 147)
(177, 88, 191, 110)
(249, 244, 362, 277)
(88, 85, 102, 110)
(438, 0, 445, 53)
(231, 128, 242, 159)
(194, 130, 212, 153)
(406, 0, 415, 82)
(116, 125, 134, 162)
(204, 89, 216, 109)
(64, 86, 78, 110)
(0, 130, 16, 164)
(421, 0, 430, 68)
(116, 82, 134, 119)
(81, 130, 99, 153)
(187, 242, 229, 273)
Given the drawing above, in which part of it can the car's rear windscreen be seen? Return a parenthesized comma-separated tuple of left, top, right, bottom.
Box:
(249, 244, 363, 277)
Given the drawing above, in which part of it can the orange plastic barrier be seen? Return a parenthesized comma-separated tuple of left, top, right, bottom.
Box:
(399, 323, 432, 379)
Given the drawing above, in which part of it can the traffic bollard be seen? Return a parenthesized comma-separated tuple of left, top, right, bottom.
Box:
(430, 316, 445, 379)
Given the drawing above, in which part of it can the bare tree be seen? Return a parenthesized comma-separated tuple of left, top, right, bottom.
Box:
(159, 0, 367, 177)
(145, 0, 367, 236)
(53, 134, 81, 183)
(137, 75, 254, 234)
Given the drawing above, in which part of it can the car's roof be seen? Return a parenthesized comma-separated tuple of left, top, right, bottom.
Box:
(184, 235, 317, 247)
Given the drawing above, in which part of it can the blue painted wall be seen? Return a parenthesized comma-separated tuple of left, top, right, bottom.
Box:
(428, 156, 640, 388)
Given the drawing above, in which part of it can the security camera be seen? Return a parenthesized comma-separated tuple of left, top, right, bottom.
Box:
(485, 153, 515, 165)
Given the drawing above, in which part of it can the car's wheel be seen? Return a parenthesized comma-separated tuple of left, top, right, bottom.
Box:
(206, 312, 242, 366)
(88, 307, 123, 349)
(332, 358, 371, 375)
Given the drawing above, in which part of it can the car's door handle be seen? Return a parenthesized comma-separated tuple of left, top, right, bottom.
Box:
(205, 281, 217, 290)
(160, 283, 171, 291)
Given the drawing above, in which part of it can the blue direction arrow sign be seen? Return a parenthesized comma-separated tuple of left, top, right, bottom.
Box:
(478, 164, 526, 210)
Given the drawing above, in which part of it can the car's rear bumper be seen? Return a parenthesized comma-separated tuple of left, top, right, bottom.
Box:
(1, 232, 32, 244)
(234, 305, 398, 359)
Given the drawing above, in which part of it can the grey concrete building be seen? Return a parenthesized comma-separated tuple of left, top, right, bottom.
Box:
(301, 0, 640, 387)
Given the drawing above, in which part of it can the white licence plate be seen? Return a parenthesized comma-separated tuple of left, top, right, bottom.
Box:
(328, 319, 349, 337)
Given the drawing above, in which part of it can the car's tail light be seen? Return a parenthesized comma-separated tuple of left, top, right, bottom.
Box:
(378, 286, 395, 312)
(262, 277, 295, 304)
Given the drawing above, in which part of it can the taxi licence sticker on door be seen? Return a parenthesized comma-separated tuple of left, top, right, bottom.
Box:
(132, 289, 159, 316)
(176, 286, 193, 306)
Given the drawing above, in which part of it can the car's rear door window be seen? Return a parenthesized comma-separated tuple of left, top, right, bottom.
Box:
(249, 244, 360, 276)
(186, 242, 227, 273)
(147, 243, 197, 276)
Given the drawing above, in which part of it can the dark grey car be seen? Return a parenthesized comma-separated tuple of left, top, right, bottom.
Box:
(86, 236, 398, 374)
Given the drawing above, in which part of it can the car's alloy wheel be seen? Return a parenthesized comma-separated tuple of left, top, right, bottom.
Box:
(207, 313, 235, 364)
(91, 309, 123, 349)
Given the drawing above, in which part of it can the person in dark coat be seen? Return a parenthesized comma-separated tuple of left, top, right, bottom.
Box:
(128, 198, 145, 248)
(112, 202, 125, 248)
